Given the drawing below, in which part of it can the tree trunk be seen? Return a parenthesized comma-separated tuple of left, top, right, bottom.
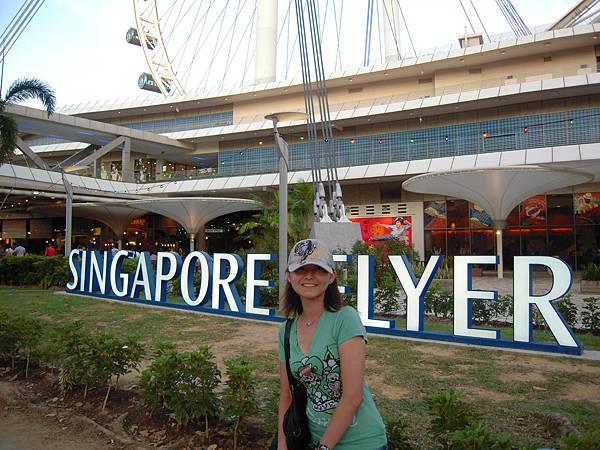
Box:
(233, 419, 239, 450)
(102, 385, 111, 411)
(25, 354, 30, 378)
(83, 384, 88, 400)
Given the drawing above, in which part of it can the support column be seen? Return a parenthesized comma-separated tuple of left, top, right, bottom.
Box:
(382, 0, 401, 63)
(117, 239, 123, 250)
(494, 220, 507, 279)
(189, 233, 195, 254)
(93, 160, 101, 178)
(121, 137, 133, 182)
(62, 172, 73, 256)
(255, 0, 278, 84)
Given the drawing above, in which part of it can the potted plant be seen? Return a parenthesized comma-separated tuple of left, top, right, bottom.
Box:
(581, 263, 600, 294)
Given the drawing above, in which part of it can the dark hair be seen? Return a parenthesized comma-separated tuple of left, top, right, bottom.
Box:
(281, 278, 344, 317)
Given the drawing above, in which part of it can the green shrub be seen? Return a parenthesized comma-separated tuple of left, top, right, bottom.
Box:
(581, 297, 600, 335)
(51, 323, 143, 404)
(448, 421, 515, 450)
(424, 283, 454, 319)
(385, 418, 415, 450)
(95, 333, 144, 410)
(561, 430, 600, 449)
(139, 345, 221, 429)
(555, 294, 578, 329)
(426, 390, 476, 447)
(0, 312, 42, 375)
(582, 263, 600, 281)
(471, 299, 494, 324)
(222, 357, 259, 450)
(0, 255, 68, 287)
(491, 294, 513, 320)
(375, 273, 402, 314)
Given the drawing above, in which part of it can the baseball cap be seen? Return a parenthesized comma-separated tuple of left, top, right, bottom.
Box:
(287, 239, 334, 273)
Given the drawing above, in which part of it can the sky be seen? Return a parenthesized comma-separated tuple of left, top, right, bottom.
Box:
(0, 0, 576, 109)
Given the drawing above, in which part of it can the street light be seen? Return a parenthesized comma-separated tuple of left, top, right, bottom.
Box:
(264, 112, 308, 299)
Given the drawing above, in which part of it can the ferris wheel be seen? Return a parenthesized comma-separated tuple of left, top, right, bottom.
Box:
(126, 0, 534, 98)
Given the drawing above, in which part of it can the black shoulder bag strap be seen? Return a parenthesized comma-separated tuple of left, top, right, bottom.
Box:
(284, 318, 295, 393)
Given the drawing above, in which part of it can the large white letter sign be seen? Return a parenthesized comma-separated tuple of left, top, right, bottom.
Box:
(130, 252, 156, 300)
(245, 253, 275, 316)
(110, 250, 130, 297)
(88, 251, 110, 295)
(389, 255, 442, 332)
(454, 256, 499, 340)
(181, 251, 213, 306)
(155, 252, 182, 302)
(66, 250, 81, 290)
(212, 253, 244, 312)
(513, 256, 579, 348)
(356, 255, 394, 328)
(79, 250, 88, 292)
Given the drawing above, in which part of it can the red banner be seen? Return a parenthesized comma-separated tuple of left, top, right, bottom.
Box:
(350, 216, 412, 245)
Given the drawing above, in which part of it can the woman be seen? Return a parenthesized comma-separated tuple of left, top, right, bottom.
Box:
(277, 239, 387, 450)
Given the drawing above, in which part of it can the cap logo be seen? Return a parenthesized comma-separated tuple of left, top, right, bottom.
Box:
(294, 240, 317, 264)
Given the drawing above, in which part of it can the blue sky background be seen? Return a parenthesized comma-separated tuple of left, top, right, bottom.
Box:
(0, 0, 575, 108)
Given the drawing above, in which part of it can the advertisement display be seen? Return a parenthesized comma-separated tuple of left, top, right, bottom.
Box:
(350, 216, 412, 245)
(424, 201, 447, 229)
(574, 192, 600, 224)
(469, 203, 493, 228)
(1, 219, 26, 239)
(520, 195, 546, 226)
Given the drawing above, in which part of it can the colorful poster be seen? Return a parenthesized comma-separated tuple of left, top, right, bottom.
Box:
(424, 201, 447, 229)
(520, 195, 546, 226)
(469, 203, 492, 228)
(574, 192, 600, 224)
(350, 216, 412, 245)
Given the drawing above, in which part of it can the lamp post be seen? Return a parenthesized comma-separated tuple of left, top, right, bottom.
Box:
(264, 112, 308, 299)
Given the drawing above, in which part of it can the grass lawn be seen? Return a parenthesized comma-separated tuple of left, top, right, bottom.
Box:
(1, 287, 599, 449)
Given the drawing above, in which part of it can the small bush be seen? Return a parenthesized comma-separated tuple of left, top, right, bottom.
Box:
(385, 418, 415, 450)
(471, 299, 494, 324)
(448, 421, 515, 450)
(0, 312, 43, 375)
(375, 274, 402, 314)
(561, 430, 600, 449)
(425, 284, 454, 320)
(581, 297, 600, 335)
(555, 294, 578, 329)
(222, 357, 259, 450)
(491, 294, 513, 320)
(582, 263, 600, 281)
(139, 345, 221, 429)
(426, 390, 476, 446)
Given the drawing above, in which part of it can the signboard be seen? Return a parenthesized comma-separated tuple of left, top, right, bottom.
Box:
(1, 220, 26, 239)
(520, 195, 546, 226)
(574, 192, 600, 224)
(351, 216, 412, 245)
(66, 250, 582, 356)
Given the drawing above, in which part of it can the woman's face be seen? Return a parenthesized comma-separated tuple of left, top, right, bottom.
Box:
(288, 264, 335, 302)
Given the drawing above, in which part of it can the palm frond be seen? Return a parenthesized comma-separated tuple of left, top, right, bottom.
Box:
(5, 78, 56, 116)
(0, 114, 18, 165)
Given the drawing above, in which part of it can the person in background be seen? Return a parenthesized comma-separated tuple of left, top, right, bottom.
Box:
(44, 243, 57, 256)
(4, 243, 14, 256)
(277, 239, 387, 450)
(13, 242, 26, 257)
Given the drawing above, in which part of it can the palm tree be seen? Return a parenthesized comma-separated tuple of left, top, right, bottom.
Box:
(0, 78, 56, 165)
(238, 180, 313, 252)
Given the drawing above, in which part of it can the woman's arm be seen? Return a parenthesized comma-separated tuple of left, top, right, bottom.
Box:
(278, 362, 292, 450)
(318, 336, 366, 448)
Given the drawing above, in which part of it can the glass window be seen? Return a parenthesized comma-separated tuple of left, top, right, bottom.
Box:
(547, 194, 574, 225)
(447, 200, 469, 229)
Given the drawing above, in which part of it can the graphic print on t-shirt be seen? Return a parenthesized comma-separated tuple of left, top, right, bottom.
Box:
(292, 347, 341, 414)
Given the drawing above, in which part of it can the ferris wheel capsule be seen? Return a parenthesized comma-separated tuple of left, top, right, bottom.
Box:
(126, 27, 157, 49)
(138, 72, 171, 93)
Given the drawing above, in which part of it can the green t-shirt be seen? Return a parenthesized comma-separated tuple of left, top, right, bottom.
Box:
(278, 306, 387, 450)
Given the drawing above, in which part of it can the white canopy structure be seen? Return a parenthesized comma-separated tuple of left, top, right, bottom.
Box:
(126, 197, 258, 251)
(402, 166, 594, 278)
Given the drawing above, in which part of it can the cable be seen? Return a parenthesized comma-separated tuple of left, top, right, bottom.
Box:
(469, 0, 490, 42)
(458, 0, 476, 34)
(363, 0, 374, 67)
(396, 0, 416, 58)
